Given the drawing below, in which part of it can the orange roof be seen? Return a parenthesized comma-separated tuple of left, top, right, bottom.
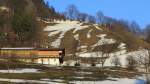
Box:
(37, 51, 60, 58)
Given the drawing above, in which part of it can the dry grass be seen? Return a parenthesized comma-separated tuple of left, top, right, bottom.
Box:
(0, 61, 140, 81)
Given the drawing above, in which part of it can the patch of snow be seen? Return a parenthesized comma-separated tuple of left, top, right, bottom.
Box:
(43, 20, 51, 23)
(78, 52, 102, 58)
(94, 24, 103, 30)
(79, 51, 114, 58)
(104, 49, 149, 67)
(73, 76, 97, 79)
(75, 71, 93, 75)
(74, 77, 85, 79)
(40, 79, 64, 82)
(118, 43, 126, 50)
(36, 17, 52, 23)
(62, 60, 76, 66)
(92, 34, 116, 47)
(104, 53, 128, 67)
(77, 45, 88, 53)
(44, 20, 88, 33)
(36, 17, 41, 21)
(74, 34, 79, 40)
(113, 50, 127, 56)
(63, 60, 92, 67)
(87, 29, 93, 38)
(69, 78, 136, 84)
(40, 79, 50, 81)
(48, 31, 60, 36)
(0, 78, 63, 84)
(44, 20, 89, 48)
(0, 6, 9, 11)
(77, 49, 148, 68)
(81, 45, 88, 49)
(80, 63, 91, 67)
(96, 34, 107, 38)
(0, 68, 40, 73)
(51, 32, 64, 48)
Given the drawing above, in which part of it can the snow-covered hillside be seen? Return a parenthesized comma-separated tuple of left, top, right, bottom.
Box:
(44, 20, 116, 51)
(44, 20, 89, 48)
(43, 20, 149, 68)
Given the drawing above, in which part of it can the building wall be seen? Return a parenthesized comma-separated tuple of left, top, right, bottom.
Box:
(36, 58, 60, 65)
(0, 48, 64, 66)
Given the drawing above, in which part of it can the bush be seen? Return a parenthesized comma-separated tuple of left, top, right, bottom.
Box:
(74, 62, 80, 67)
(91, 63, 96, 67)
(111, 56, 121, 68)
(126, 55, 137, 70)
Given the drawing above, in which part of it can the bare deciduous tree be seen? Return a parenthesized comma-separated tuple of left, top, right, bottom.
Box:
(74, 40, 80, 66)
(126, 55, 137, 70)
(94, 43, 119, 69)
(65, 4, 79, 20)
(95, 11, 104, 24)
(111, 55, 121, 68)
(135, 49, 150, 83)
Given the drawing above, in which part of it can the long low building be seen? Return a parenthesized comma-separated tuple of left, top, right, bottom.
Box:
(0, 47, 65, 66)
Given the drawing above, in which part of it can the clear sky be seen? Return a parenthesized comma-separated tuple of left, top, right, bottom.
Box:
(45, 0, 150, 29)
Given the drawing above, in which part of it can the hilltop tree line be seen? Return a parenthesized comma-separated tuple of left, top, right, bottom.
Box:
(62, 4, 150, 45)
(63, 5, 143, 35)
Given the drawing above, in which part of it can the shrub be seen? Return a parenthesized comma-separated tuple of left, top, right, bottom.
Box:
(74, 62, 80, 67)
(126, 55, 137, 70)
(91, 63, 96, 67)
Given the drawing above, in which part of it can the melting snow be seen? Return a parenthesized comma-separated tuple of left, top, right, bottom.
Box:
(78, 45, 88, 52)
(78, 49, 148, 68)
(118, 43, 126, 50)
(94, 24, 103, 30)
(104, 49, 149, 67)
(48, 31, 60, 36)
(44, 20, 88, 34)
(79, 51, 103, 58)
(51, 32, 64, 48)
(0, 78, 143, 84)
(0, 68, 40, 73)
(97, 34, 107, 38)
(44, 20, 89, 48)
(75, 71, 93, 75)
(0, 6, 9, 11)
(92, 34, 116, 47)
(80, 45, 88, 49)
(74, 34, 79, 40)
(87, 29, 93, 38)
(69, 78, 136, 84)
(0, 78, 63, 84)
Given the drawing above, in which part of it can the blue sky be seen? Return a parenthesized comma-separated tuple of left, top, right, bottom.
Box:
(45, 0, 150, 28)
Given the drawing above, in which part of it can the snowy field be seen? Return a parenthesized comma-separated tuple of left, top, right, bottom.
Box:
(74, 49, 149, 68)
(0, 77, 145, 84)
(70, 78, 145, 84)
(0, 78, 64, 84)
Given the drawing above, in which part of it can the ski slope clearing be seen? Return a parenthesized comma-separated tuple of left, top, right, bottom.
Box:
(44, 20, 89, 36)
